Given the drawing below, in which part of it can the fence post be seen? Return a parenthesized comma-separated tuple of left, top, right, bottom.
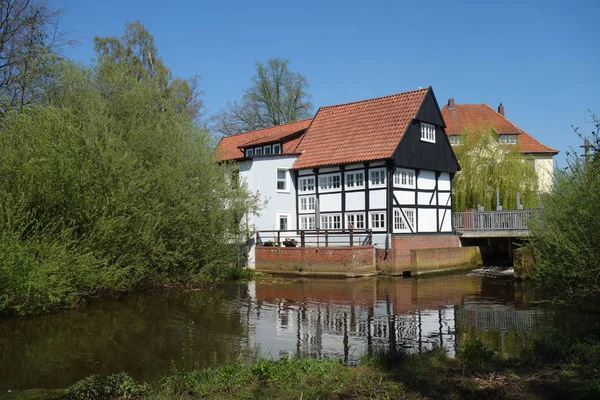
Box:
(325, 230, 329, 247)
(300, 231, 305, 247)
(368, 230, 373, 245)
(350, 230, 354, 247)
(277, 231, 280, 246)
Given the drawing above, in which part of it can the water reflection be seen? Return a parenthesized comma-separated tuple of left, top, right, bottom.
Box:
(0, 274, 548, 390)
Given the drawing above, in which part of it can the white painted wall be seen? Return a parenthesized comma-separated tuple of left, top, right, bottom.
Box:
(438, 173, 451, 191)
(369, 190, 386, 209)
(418, 191, 435, 206)
(532, 155, 554, 192)
(320, 193, 342, 212)
(394, 190, 415, 205)
(345, 191, 365, 210)
(239, 155, 298, 231)
(437, 192, 451, 207)
(418, 208, 437, 232)
(438, 209, 452, 232)
(417, 170, 436, 189)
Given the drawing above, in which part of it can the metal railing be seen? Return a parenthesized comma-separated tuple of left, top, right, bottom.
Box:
(255, 229, 373, 248)
(453, 210, 536, 231)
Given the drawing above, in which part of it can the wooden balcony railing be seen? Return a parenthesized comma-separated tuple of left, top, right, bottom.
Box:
(255, 229, 373, 248)
(453, 210, 536, 231)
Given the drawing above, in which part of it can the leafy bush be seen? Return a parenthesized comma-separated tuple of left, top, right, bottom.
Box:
(460, 339, 495, 370)
(67, 373, 147, 400)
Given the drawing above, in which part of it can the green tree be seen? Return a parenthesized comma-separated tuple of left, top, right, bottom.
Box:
(527, 113, 600, 294)
(0, 0, 73, 115)
(94, 21, 203, 120)
(452, 129, 539, 211)
(212, 57, 313, 135)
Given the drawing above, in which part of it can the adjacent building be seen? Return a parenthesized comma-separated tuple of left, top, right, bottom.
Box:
(440, 99, 558, 192)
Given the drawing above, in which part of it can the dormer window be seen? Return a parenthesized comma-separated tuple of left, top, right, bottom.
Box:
(264, 145, 272, 155)
(421, 122, 435, 143)
(273, 143, 281, 154)
(254, 147, 263, 155)
(245, 148, 254, 157)
(499, 135, 517, 145)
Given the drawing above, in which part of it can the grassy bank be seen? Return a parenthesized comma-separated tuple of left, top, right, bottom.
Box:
(7, 334, 600, 400)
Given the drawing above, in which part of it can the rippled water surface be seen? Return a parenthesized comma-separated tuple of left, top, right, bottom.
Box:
(0, 274, 550, 390)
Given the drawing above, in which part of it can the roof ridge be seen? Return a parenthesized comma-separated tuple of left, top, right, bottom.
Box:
(519, 130, 559, 153)
(320, 87, 429, 110)
(222, 117, 314, 138)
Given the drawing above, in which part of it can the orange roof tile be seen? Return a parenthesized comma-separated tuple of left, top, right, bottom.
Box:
(441, 103, 558, 154)
(292, 88, 429, 169)
(214, 118, 312, 161)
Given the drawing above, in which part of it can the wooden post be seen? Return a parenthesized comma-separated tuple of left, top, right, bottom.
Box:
(325, 230, 329, 247)
(368, 230, 373, 245)
(300, 231, 305, 247)
(350, 230, 354, 247)
(277, 231, 280, 247)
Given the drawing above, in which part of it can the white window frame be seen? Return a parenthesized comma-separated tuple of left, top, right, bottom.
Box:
(369, 168, 386, 188)
(245, 148, 254, 157)
(254, 147, 263, 155)
(499, 135, 517, 145)
(299, 196, 316, 213)
(318, 173, 341, 192)
(263, 145, 272, 155)
(346, 213, 365, 229)
(273, 143, 281, 154)
(369, 211, 386, 229)
(276, 211, 291, 231)
(345, 170, 365, 190)
(299, 215, 315, 230)
(276, 168, 289, 193)
(393, 168, 415, 189)
(298, 176, 316, 194)
(393, 208, 415, 233)
(320, 214, 342, 230)
(421, 122, 436, 143)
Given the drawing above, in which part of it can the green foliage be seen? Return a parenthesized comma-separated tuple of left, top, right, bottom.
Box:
(452, 129, 539, 211)
(67, 372, 147, 400)
(0, 25, 258, 315)
(460, 339, 495, 370)
(212, 57, 313, 135)
(527, 114, 600, 293)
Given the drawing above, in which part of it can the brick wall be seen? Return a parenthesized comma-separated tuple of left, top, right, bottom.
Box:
(255, 246, 376, 277)
(411, 246, 482, 274)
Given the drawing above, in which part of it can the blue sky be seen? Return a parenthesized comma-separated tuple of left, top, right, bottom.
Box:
(55, 0, 599, 166)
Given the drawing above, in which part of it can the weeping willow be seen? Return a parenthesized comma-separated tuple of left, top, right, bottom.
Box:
(452, 129, 539, 211)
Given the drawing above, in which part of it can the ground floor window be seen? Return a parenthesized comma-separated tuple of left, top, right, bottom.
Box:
(393, 208, 415, 233)
(276, 212, 291, 231)
(300, 215, 315, 230)
(369, 212, 386, 229)
(346, 213, 365, 229)
(320, 214, 341, 229)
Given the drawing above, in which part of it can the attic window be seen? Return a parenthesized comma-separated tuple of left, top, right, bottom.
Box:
(254, 147, 263, 155)
(499, 135, 517, 145)
(421, 122, 436, 143)
(273, 143, 281, 154)
(245, 149, 254, 157)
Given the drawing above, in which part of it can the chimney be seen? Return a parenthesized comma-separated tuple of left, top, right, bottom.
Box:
(498, 103, 505, 116)
(448, 98, 455, 109)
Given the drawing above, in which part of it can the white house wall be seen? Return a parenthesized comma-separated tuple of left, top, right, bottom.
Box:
(239, 155, 298, 231)
(532, 155, 554, 192)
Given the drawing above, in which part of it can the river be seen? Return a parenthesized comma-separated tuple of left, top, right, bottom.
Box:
(0, 273, 550, 390)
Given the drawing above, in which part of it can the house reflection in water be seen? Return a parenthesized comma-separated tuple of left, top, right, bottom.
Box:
(246, 276, 547, 362)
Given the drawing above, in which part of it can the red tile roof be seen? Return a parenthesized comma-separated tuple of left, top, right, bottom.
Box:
(292, 88, 429, 169)
(214, 118, 312, 161)
(441, 103, 558, 154)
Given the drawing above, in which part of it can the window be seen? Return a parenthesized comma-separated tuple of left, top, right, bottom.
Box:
(421, 122, 436, 143)
(499, 135, 517, 145)
(245, 148, 254, 157)
(273, 143, 281, 154)
(393, 208, 415, 233)
(448, 135, 464, 146)
(278, 214, 289, 231)
(345, 171, 365, 189)
(298, 176, 315, 193)
(277, 169, 288, 192)
(318, 174, 341, 191)
(346, 213, 365, 229)
(300, 215, 315, 230)
(320, 214, 341, 230)
(369, 168, 386, 187)
(254, 147, 263, 155)
(264, 145, 272, 155)
(299, 196, 316, 211)
(369, 212, 386, 229)
(393, 168, 415, 188)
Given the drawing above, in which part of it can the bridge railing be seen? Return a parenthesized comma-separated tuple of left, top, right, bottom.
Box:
(255, 229, 373, 248)
(453, 209, 536, 231)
